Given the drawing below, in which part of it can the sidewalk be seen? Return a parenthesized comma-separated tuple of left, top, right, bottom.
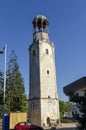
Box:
(44, 123, 78, 130)
(57, 123, 78, 128)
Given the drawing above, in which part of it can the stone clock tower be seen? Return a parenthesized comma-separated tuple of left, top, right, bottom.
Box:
(29, 15, 59, 126)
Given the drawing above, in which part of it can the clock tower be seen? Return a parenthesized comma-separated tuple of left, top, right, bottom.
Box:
(29, 15, 59, 126)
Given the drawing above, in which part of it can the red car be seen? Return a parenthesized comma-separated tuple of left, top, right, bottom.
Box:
(14, 122, 44, 130)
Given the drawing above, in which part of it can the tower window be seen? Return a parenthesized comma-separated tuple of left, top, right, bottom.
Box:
(45, 49, 48, 54)
(47, 70, 49, 74)
(33, 50, 35, 56)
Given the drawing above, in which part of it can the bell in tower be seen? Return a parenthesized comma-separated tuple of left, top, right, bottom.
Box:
(32, 15, 49, 42)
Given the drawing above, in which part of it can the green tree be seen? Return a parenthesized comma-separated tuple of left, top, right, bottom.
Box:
(6, 50, 28, 114)
(59, 100, 68, 119)
(0, 71, 3, 117)
(71, 91, 86, 130)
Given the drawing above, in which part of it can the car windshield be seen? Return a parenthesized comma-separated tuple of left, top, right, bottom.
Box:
(20, 122, 31, 126)
(20, 123, 25, 126)
(26, 122, 31, 126)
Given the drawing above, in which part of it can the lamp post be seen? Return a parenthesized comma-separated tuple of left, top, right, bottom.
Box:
(0, 44, 7, 122)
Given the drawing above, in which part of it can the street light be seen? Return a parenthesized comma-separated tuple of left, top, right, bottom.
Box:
(0, 44, 7, 118)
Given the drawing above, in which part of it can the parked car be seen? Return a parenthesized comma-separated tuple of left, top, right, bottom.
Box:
(14, 122, 44, 130)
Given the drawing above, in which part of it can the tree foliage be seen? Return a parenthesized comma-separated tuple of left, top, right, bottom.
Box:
(59, 100, 68, 119)
(71, 90, 86, 130)
(5, 50, 28, 114)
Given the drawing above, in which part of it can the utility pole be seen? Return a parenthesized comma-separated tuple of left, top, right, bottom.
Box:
(0, 44, 7, 130)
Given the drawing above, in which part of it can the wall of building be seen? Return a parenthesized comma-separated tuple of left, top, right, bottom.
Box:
(29, 99, 41, 125)
(29, 40, 59, 126)
(41, 99, 59, 126)
(39, 41, 58, 99)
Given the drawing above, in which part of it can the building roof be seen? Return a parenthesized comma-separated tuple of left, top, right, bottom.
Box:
(35, 15, 47, 20)
(63, 77, 86, 95)
(32, 14, 49, 26)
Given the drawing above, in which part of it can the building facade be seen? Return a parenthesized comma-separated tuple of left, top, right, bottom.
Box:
(29, 15, 59, 126)
(63, 77, 86, 116)
(63, 77, 86, 100)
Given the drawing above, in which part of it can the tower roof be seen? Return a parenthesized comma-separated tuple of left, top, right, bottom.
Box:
(35, 15, 47, 20)
(32, 14, 49, 26)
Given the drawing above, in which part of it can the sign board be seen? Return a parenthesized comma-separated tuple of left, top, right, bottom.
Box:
(10, 112, 27, 129)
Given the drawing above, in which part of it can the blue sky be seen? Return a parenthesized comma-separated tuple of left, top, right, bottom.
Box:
(0, 0, 86, 101)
